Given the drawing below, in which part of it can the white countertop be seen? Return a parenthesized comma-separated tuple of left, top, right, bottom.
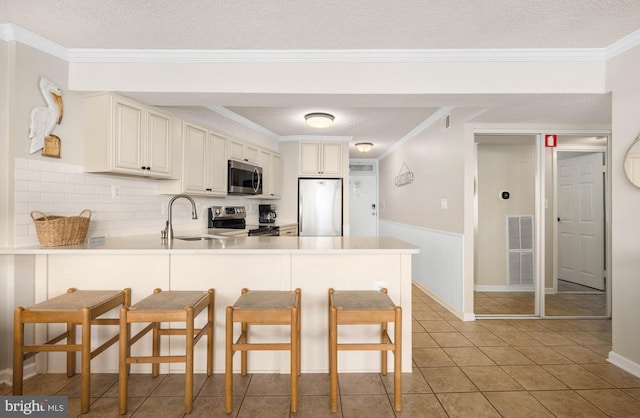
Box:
(0, 235, 419, 255)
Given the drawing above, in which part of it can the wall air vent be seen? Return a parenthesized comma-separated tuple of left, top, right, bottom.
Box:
(507, 215, 534, 285)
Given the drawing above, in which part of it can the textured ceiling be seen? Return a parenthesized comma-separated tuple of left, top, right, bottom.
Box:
(3, 0, 640, 50)
(2, 0, 634, 157)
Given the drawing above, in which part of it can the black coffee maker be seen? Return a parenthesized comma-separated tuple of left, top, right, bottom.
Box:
(259, 204, 277, 223)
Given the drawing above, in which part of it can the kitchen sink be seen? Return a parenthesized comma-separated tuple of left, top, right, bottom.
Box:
(175, 235, 228, 241)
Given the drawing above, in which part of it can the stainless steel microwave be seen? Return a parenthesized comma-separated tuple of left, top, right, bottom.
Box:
(228, 160, 263, 195)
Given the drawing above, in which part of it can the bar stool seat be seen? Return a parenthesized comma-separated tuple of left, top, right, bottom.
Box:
(13, 288, 131, 414)
(328, 288, 402, 412)
(225, 288, 301, 413)
(118, 288, 214, 414)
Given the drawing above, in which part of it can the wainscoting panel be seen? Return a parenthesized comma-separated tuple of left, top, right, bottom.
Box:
(380, 219, 464, 312)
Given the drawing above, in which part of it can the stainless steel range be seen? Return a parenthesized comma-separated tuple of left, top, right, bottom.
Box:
(208, 206, 279, 236)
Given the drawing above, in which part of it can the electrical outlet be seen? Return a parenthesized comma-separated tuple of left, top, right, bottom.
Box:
(111, 185, 121, 199)
(374, 281, 387, 291)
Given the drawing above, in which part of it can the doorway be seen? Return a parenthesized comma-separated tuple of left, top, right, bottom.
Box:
(474, 135, 537, 316)
(546, 139, 608, 317)
(348, 159, 378, 237)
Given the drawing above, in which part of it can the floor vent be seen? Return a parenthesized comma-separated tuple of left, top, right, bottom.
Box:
(507, 215, 534, 285)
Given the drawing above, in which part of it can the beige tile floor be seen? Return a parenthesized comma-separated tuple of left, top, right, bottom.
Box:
(3, 285, 639, 417)
(475, 287, 607, 317)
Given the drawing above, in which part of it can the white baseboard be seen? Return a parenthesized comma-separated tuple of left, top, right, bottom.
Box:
(474, 285, 535, 292)
(608, 351, 640, 379)
(414, 280, 475, 322)
(474, 285, 557, 294)
(0, 363, 36, 387)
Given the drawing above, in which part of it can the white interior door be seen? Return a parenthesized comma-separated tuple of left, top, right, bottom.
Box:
(349, 175, 378, 236)
(557, 152, 605, 290)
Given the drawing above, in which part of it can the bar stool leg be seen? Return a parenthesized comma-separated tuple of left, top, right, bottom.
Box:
(394, 306, 402, 412)
(329, 305, 338, 413)
(119, 307, 129, 415)
(225, 306, 234, 414)
(185, 307, 194, 413)
(12, 307, 24, 395)
(207, 289, 214, 376)
(290, 305, 299, 413)
(381, 321, 388, 375)
(80, 307, 91, 414)
(67, 321, 76, 377)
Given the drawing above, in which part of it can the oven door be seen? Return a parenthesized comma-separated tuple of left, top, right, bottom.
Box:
(228, 160, 263, 195)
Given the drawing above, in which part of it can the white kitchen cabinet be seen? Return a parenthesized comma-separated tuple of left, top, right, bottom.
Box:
(229, 139, 261, 165)
(83, 93, 172, 178)
(260, 151, 283, 199)
(299, 141, 342, 176)
(181, 122, 227, 196)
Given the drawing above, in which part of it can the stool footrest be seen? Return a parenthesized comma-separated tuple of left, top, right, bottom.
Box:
(23, 343, 82, 353)
(233, 342, 292, 351)
(126, 355, 186, 364)
(337, 343, 396, 351)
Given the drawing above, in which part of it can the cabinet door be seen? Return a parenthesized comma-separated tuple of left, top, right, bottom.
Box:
(113, 98, 143, 172)
(261, 150, 272, 197)
(300, 142, 321, 174)
(321, 142, 342, 175)
(271, 154, 283, 197)
(245, 145, 261, 164)
(209, 133, 228, 194)
(182, 122, 208, 193)
(229, 139, 261, 165)
(228, 139, 245, 161)
(145, 109, 172, 177)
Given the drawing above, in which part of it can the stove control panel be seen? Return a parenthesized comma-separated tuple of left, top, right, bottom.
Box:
(210, 206, 246, 219)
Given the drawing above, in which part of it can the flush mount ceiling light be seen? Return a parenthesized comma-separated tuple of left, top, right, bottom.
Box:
(355, 142, 374, 153)
(304, 112, 334, 128)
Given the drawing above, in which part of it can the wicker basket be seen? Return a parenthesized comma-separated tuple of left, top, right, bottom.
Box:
(30, 209, 92, 247)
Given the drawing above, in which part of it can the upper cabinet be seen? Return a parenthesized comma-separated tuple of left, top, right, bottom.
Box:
(229, 139, 261, 165)
(261, 151, 283, 199)
(164, 121, 228, 197)
(83, 93, 172, 178)
(299, 141, 342, 176)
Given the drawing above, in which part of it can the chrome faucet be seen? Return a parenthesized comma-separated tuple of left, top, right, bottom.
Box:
(164, 194, 198, 241)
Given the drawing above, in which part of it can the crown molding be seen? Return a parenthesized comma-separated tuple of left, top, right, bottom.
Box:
(378, 106, 454, 161)
(205, 106, 280, 140)
(3, 24, 632, 64)
(605, 28, 640, 60)
(0, 24, 68, 60)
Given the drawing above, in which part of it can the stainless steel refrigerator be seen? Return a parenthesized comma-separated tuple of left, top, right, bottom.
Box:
(298, 178, 343, 236)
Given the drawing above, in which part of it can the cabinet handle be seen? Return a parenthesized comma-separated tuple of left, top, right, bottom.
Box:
(206, 188, 212, 191)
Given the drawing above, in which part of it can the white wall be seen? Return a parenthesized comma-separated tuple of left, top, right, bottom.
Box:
(607, 44, 640, 374)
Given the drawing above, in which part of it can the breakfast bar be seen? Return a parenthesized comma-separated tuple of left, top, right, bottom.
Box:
(4, 236, 418, 375)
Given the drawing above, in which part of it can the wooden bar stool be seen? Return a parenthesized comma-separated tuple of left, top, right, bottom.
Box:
(328, 288, 402, 412)
(13, 287, 131, 414)
(225, 288, 301, 413)
(118, 288, 214, 414)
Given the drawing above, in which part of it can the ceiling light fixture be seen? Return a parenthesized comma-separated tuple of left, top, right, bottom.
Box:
(355, 142, 374, 153)
(305, 112, 334, 128)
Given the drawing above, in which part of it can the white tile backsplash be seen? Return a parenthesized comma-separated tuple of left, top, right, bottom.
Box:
(14, 158, 228, 247)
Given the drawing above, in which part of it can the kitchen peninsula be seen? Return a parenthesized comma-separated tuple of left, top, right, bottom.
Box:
(3, 236, 418, 375)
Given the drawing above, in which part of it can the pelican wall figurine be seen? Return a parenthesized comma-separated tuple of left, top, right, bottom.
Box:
(29, 77, 63, 154)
